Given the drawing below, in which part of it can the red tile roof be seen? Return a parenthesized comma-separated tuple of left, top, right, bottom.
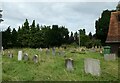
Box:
(106, 11, 120, 43)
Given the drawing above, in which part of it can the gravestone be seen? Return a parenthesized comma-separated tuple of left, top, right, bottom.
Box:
(18, 51, 22, 61)
(1, 46, 4, 55)
(65, 58, 74, 71)
(8, 53, 13, 58)
(104, 54, 116, 61)
(61, 51, 65, 56)
(84, 58, 100, 76)
(33, 55, 38, 63)
(90, 47, 96, 52)
(52, 47, 55, 55)
(95, 46, 97, 49)
(23, 53, 29, 61)
(46, 48, 49, 55)
(57, 47, 64, 56)
(100, 49, 103, 54)
(39, 48, 42, 52)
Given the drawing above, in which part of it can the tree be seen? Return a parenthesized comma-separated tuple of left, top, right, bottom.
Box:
(21, 19, 30, 47)
(95, 10, 115, 45)
(2, 26, 12, 48)
(79, 29, 85, 35)
(69, 32, 74, 44)
(11, 28, 17, 47)
(47, 25, 63, 47)
(29, 20, 37, 48)
(88, 32, 92, 39)
(59, 26, 69, 44)
(0, 9, 3, 23)
(116, 1, 120, 11)
(74, 32, 78, 44)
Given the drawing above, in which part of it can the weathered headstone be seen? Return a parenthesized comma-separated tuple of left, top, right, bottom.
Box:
(18, 51, 22, 61)
(23, 53, 29, 61)
(65, 58, 74, 71)
(33, 55, 38, 63)
(46, 48, 49, 55)
(104, 54, 116, 61)
(84, 58, 100, 76)
(39, 48, 42, 52)
(99, 48, 103, 54)
(1, 46, 4, 55)
(95, 46, 97, 49)
(90, 47, 96, 52)
(8, 53, 13, 58)
(52, 47, 55, 55)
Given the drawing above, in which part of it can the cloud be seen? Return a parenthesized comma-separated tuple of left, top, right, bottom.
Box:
(0, 2, 118, 34)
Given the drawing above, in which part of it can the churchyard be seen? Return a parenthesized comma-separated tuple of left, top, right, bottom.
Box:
(2, 47, 119, 81)
(1, 1, 120, 82)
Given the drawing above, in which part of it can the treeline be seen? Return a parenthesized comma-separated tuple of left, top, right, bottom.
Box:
(2, 19, 101, 49)
(2, 19, 69, 48)
(2, 10, 114, 48)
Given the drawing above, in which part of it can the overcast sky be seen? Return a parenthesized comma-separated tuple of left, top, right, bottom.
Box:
(0, 1, 118, 34)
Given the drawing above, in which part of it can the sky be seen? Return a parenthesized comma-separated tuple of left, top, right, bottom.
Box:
(0, 0, 118, 34)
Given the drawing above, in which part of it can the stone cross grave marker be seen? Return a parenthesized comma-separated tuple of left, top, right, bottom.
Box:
(84, 58, 101, 76)
(65, 58, 74, 71)
(104, 54, 116, 61)
(23, 53, 29, 61)
(18, 51, 22, 61)
(33, 55, 38, 63)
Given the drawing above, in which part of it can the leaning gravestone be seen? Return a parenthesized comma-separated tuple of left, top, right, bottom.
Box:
(84, 58, 100, 76)
(23, 53, 29, 61)
(18, 51, 22, 61)
(104, 54, 116, 61)
(65, 58, 74, 71)
(33, 55, 38, 63)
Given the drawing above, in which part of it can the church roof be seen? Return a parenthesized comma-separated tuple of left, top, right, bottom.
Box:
(106, 11, 120, 43)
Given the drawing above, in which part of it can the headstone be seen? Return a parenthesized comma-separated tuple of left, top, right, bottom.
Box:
(95, 46, 97, 49)
(84, 58, 100, 76)
(39, 48, 42, 52)
(33, 55, 38, 63)
(18, 51, 22, 61)
(23, 53, 29, 61)
(8, 52, 13, 58)
(58, 47, 64, 56)
(104, 54, 116, 61)
(99, 49, 103, 54)
(46, 48, 49, 55)
(52, 47, 55, 55)
(1, 46, 4, 55)
(65, 58, 74, 71)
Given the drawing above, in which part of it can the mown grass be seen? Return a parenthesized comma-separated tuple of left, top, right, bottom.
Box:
(2, 47, 119, 81)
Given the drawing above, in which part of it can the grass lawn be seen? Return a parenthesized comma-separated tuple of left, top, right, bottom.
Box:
(1, 47, 119, 81)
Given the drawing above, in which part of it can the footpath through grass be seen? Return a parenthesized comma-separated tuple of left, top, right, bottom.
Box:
(2, 48, 119, 81)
